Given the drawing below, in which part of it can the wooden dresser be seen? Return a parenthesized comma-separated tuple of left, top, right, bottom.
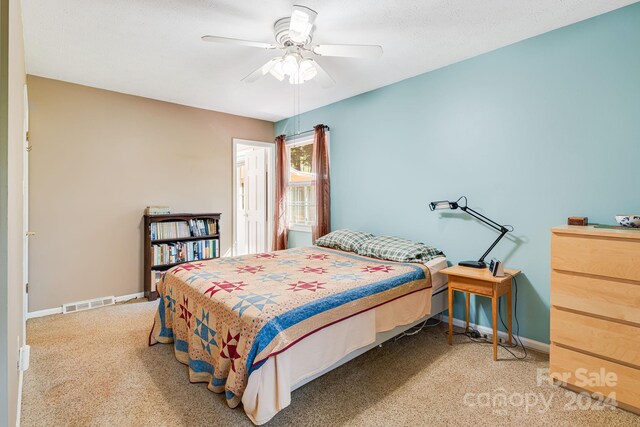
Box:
(550, 225, 640, 413)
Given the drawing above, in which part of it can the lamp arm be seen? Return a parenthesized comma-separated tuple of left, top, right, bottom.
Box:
(460, 206, 506, 233)
(459, 205, 510, 265)
(477, 229, 508, 264)
(430, 196, 512, 268)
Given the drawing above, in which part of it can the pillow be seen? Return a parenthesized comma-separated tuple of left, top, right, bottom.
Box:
(356, 235, 445, 263)
(315, 229, 375, 252)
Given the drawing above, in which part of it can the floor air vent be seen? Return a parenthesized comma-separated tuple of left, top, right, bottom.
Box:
(63, 296, 115, 314)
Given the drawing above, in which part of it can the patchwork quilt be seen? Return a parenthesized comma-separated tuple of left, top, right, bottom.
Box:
(149, 246, 432, 408)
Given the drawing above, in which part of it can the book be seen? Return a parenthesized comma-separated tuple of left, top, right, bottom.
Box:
(150, 271, 163, 292)
(146, 206, 171, 215)
(593, 224, 640, 231)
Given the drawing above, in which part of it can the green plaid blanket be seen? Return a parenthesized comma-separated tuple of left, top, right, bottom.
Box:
(315, 229, 374, 252)
(356, 235, 444, 263)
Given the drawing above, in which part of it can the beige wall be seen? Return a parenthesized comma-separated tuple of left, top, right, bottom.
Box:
(2, 0, 26, 425)
(27, 76, 274, 312)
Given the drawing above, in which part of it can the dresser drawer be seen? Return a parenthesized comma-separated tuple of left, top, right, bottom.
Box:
(551, 307, 640, 368)
(551, 233, 640, 281)
(551, 270, 640, 325)
(550, 344, 640, 411)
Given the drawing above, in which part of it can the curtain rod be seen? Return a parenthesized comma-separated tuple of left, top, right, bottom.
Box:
(284, 125, 330, 140)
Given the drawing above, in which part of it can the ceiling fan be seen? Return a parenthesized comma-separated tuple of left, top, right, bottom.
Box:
(201, 5, 383, 87)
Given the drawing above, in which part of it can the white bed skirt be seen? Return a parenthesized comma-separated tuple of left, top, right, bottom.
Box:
(242, 286, 447, 425)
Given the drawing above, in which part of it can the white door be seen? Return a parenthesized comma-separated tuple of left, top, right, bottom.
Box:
(235, 161, 247, 255)
(244, 149, 267, 253)
(22, 85, 29, 340)
(232, 139, 274, 256)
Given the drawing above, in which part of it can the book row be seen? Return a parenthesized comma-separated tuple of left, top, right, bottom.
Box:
(189, 218, 218, 237)
(150, 218, 218, 240)
(151, 239, 219, 266)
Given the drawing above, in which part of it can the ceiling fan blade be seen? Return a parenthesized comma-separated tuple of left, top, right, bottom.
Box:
(308, 60, 335, 88)
(288, 5, 317, 44)
(201, 35, 276, 50)
(312, 44, 383, 58)
(241, 58, 281, 83)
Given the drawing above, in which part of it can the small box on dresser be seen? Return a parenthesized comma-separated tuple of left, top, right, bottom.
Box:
(550, 225, 640, 414)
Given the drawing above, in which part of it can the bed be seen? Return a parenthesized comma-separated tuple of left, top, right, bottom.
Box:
(149, 245, 448, 424)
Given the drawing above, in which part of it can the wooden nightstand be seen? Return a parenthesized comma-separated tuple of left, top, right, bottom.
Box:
(441, 265, 521, 361)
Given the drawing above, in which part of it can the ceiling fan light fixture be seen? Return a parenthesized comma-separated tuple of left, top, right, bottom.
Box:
(282, 53, 301, 76)
(299, 58, 317, 81)
(203, 5, 381, 87)
(289, 5, 317, 44)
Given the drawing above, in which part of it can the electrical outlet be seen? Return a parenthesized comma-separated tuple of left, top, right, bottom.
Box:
(18, 344, 30, 372)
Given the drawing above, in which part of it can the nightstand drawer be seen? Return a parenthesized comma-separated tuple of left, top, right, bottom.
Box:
(551, 270, 640, 324)
(551, 307, 640, 368)
(447, 276, 493, 296)
(551, 233, 640, 281)
(550, 344, 640, 411)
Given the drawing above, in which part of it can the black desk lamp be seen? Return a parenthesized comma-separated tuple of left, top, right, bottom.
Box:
(429, 196, 512, 269)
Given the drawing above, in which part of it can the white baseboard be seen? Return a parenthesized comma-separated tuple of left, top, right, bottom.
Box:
(27, 292, 146, 319)
(114, 292, 145, 303)
(442, 315, 550, 354)
(26, 306, 62, 319)
(16, 369, 23, 427)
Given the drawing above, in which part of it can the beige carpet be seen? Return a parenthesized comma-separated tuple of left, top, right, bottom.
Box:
(21, 299, 638, 427)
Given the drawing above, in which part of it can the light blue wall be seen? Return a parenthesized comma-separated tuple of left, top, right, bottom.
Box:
(288, 229, 313, 247)
(275, 4, 640, 344)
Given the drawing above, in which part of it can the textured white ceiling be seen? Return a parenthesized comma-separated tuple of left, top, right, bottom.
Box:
(22, 0, 637, 121)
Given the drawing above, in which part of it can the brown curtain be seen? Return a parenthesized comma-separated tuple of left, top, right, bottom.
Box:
(312, 124, 330, 241)
(272, 134, 289, 251)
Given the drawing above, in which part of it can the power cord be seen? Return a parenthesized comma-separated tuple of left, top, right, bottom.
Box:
(498, 273, 527, 359)
(394, 315, 443, 342)
(391, 275, 527, 360)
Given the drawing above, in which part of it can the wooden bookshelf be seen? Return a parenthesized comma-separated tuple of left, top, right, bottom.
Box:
(144, 213, 221, 301)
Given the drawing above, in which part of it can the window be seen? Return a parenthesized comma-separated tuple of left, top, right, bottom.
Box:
(287, 138, 315, 231)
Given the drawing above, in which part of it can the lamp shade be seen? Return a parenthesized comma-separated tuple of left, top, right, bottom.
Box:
(299, 59, 317, 81)
(429, 200, 458, 211)
(282, 53, 300, 76)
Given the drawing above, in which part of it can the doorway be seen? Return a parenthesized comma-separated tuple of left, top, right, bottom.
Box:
(232, 139, 274, 256)
(22, 84, 29, 339)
